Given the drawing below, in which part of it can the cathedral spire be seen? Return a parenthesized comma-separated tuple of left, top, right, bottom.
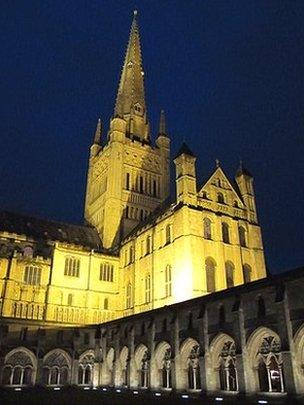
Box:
(114, 11, 149, 139)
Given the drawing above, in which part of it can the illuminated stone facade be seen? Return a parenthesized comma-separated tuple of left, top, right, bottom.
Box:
(0, 13, 266, 330)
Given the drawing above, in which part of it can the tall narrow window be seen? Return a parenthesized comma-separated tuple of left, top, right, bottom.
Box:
(67, 293, 73, 306)
(145, 275, 151, 303)
(205, 258, 216, 292)
(104, 298, 109, 310)
(217, 192, 225, 203)
(139, 176, 144, 193)
(126, 173, 130, 190)
(125, 206, 129, 219)
(99, 263, 114, 282)
(64, 257, 80, 277)
(129, 245, 134, 264)
(243, 264, 251, 283)
(165, 224, 172, 244)
(238, 226, 247, 247)
(222, 222, 230, 244)
(126, 283, 132, 309)
(24, 266, 41, 285)
(165, 265, 172, 297)
(225, 262, 234, 288)
(203, 218, 212, 240)
(146, 236, 151, 255)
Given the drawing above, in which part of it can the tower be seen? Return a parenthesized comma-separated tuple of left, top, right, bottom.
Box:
(235, 161, 257, 223)
(84, 12, 170, 248)
(174, 142, 197, 206)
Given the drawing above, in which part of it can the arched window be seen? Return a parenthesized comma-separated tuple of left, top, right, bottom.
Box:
(238, 226, 247, 247)
(205, 258, 216, 293)
(257, 296, 266, 318)
(153, 180, 157, 197)
(165, 224, 172, 244)
(222, 222, 230, 244)
(217, 342, 238, 391)
(78, 352, 94, 385)
(225, 262, 234, 288)
(217, 192, 225, 203)
(243, 264, 252, 283)
(67, 293, 73, 306)
(126, 283, 132, 309)
(64, 257, 80, 277)
(1, 349, 35, 386)
(104, 298, 109, 310)
(145, 275, 151, 303)
(42, 351, 70, 386)
(146, 236, 152, 255)
(161, 348, 172, 389)
(203, 218, 212, 240)
(126, 173, 130, 190)
(187, 345, 201, 390)
(257, 336, 284, 393)
(165, 265, 172, 297)
(140, 350, 150, 388)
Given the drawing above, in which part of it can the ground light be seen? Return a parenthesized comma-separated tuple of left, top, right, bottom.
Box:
(215, 398, 223, 402)
(258, 401, 268, 404)
(181, 394, 189, 399)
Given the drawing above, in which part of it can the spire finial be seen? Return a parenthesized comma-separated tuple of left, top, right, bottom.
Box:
(133, 9, 138, 17)
(158, 109, 166, 135)
(216, 158, 220, 168)
(94, 118, 102, 145)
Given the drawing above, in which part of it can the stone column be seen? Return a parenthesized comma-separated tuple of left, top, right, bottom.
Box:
(235, 354, 245, 393)
(281, 351, 296, 394)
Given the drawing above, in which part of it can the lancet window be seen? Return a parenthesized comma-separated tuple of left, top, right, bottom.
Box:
(1, 350, 35, 386)
(187, 345, 201, 390)
(42, 351, 70, 386)
(64, 256, 80, 277)
(24, 265, 41, 285)
(161, 348, 172, 389)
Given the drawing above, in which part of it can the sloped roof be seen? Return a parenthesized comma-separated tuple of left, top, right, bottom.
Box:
(0, 210, 104, 251)
(174, 142, 196, 159)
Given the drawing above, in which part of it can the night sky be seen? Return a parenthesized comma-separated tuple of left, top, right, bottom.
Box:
(0, 1, 303, 274)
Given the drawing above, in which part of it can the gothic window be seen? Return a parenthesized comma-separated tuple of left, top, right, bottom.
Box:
(218, 342, 238, 391)
(203, 218, 212, 240)
(64, 257, 80, 277)
(187, 345, 201, 390)
(165, 224, 172, 244)
(140, 209, 144, 221)
(243, 264, 252, 283)
(140, 350, 149, 388)
(126, 283, 132, 309)
(125, 206, 129, 219)
(99, 263, 114, 282)
(42, 351, 70, 386)
(145, 275, 151, 303)
(205, 258, 216, 292)
(165, 265, 172, 297)
(238, 226, 247, 247)
(153, 179, 157, 197)
(104, 298, 109, 310)
(129, 245, 135, 263)
(24, 265, 41, 285)
(1, 350, 35, 386)
(257, 296, 266, 318)
(78, 352, 94, 385)
(225, 262, 234, 288)
(146, 236, 152, 255)
(222, 222, 230, 244)
(161, 348, 172, 389)
(67, 293, 73, 306)
(217, 192, 225, 204)
(257, 337, 284, 393)
(126, 173, 130, 190)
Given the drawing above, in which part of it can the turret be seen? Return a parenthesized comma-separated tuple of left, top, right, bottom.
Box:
(90, 118, 102, 157)
(235, 161, 257, 222)
(174, 142, 197, 206)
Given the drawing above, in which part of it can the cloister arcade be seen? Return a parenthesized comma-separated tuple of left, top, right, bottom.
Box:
(0, 268, 303, 397)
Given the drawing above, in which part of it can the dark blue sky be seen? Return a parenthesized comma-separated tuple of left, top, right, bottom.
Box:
(0, 1, 303, 273)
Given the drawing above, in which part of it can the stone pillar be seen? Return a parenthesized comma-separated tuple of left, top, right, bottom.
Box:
(235, 354, 245, 393)
(281, 351, 296, 394)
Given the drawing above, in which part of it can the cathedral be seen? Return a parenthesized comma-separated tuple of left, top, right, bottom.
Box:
(0, 12, 303, 402)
